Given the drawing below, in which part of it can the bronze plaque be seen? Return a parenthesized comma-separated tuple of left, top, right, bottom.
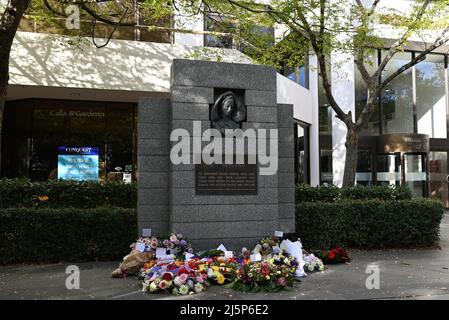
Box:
(376, 133, 429, 153)
(195, 163, 258, 195)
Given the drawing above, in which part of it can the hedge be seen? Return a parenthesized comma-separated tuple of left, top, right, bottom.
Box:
(296, 184, 412, 203)
(0, 207, 137, 264)
(296, 199, 444, 249)
(0, 179, 137, 208)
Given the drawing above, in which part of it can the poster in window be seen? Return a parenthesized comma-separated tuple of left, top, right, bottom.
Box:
(57, 147, 99, 181)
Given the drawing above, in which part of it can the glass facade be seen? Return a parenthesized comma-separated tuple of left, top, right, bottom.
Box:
(19, 1, 172, 43)
(416, 54, 447, 138)
(2, 100, 137, 182)
(356, 150, 373, 185)
(320, 149, 333, 185)
(319, 74, 333, 134)
(355, 51, 380, 134)
(429, 151, 449, 207)
(295, 122, 310, 184)
(382, 52, 414, 134)
(204, 13, 235, 49)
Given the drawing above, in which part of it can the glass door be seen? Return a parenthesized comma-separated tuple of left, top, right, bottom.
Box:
(429, 151, 449, 207)
(404, 153, 428, 197)
(376, 153, 401, 186)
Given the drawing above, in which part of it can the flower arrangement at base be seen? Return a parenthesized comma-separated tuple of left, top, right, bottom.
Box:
(160, 233, 194, 260)
(303, 253, 325, 273)
(224, 260, 295, 293)
(141, 260, 208, 295)
(133, 233, 194, 260)
(206, 256, 240, 285)
(313, 247, 351, 265)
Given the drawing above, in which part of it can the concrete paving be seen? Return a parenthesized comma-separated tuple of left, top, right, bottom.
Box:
(1, 214, 449, 300)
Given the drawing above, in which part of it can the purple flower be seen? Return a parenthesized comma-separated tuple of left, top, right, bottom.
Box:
(179, 240, 187, 247)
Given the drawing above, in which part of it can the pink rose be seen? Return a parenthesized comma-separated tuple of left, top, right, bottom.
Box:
(196, 276, 204, 284)
(159, 280, 169, 290)
(179, 273, 189, 284)
(277, 277, 286, 287)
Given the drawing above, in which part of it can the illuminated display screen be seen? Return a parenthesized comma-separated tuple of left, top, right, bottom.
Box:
(57, 147, 99, 181)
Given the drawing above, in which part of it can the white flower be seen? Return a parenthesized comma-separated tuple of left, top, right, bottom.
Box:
(308, 264, 315, 272)
(179, 284, 189, 295)
(207, 268, 214, 278)
(194, 283, 203, 293)
(149, 282, 158, 293)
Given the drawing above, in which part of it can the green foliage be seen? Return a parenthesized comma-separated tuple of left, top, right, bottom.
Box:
(0, 207, 137, 264)
(0, 179, 137, 209)
(296, 184, 412, 203)
(296, 199, 444, 249)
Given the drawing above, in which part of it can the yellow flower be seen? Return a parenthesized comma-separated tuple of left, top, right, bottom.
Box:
(212, 266, 219, 271)
(37, 195, 49, 202)
(216, 273, 225, 285)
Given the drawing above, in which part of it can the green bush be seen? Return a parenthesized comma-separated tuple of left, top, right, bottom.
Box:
(0, 179, 137, 209)
(0, 207, 137, 264)
(296, 199, 444, 249)
(296, 184, 412, 203)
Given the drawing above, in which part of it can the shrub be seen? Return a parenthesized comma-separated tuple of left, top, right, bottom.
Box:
(0, 207, 137, 264)
(296, 184, 412, 203)
(0, 179, 137, 209)
(296, 199, 444, 249)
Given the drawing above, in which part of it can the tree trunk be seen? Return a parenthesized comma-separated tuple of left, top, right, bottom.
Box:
(0, 0, 31, 173)
(342, 126, 359, 187)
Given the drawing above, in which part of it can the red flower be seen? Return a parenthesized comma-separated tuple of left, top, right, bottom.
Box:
(162, 272, 173, 281)
(328, 251, 336, 260)
(178, 267, 189, 275)
(261, 267, 270, 276)
(167, 263, 177, 271)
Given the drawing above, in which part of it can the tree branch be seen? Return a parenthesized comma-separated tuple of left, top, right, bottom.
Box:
(376, 0, 431, 78)
(382, 26, 449, 88)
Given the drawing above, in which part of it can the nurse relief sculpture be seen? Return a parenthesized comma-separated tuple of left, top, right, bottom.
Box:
(210, 91, 246, 135)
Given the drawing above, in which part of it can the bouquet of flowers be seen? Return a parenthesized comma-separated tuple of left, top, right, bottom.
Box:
(224, 260, 295, 293)
(141, 260, 208, 295)
(314, 247, 351, 264)
(251, 237, 299, 273)
(303, 253, 325, 272)
(134, 233, 194, 260)
(206, 256, 240, 285)
(159, 233, 194, 260)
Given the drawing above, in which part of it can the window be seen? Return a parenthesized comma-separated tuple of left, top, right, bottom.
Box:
(355, 51, 380, 134)
(429, 151, 449, 207)
(18, 1, 172, 44)
(283, 55, 309, 89)
(416, 54, 447, 138)
(318, 60, 332, 133)
(204, 13, 235, 49)
(381, 51, 414, 134)
(2, 100, 136, 182)
(320, 149, 333, 185)
(295, 122, 310, 184)
(356, 150, 373, 185)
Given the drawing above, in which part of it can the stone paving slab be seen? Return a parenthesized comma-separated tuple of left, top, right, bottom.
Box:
(1, 215, 448, 300)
